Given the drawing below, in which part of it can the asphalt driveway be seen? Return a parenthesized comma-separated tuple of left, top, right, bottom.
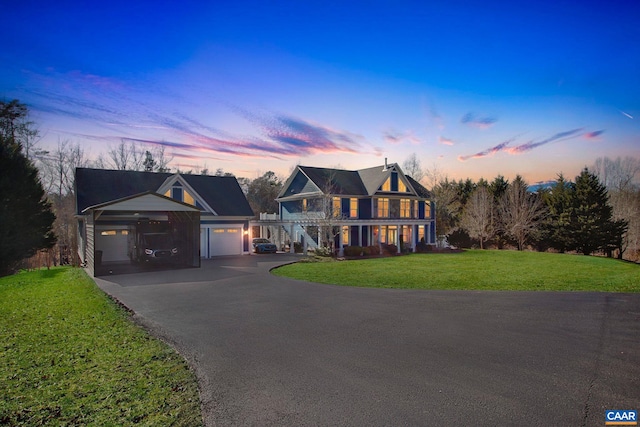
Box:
(93, 254, 640, 426)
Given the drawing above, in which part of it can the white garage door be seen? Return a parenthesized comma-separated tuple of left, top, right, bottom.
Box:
(95, 226, 131, 262)
(208, 227, 243, 257)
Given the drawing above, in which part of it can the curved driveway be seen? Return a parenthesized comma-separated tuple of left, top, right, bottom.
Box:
(93, 255, 640, 426)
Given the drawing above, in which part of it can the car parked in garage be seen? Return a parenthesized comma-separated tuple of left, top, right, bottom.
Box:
(136, 232, 179, 263)
(252, 238, 277, 254)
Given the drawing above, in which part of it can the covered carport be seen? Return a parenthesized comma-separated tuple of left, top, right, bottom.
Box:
(78, 192, 200, 276)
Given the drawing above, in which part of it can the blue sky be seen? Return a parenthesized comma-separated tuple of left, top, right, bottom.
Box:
(2, 0, 639, 183)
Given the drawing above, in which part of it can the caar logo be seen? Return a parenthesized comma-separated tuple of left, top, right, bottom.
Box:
(606, 410, 637, 426)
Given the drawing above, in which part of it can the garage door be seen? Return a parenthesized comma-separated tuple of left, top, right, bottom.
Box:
(208, 227, 243, 257)
(95, 226, 131, 262)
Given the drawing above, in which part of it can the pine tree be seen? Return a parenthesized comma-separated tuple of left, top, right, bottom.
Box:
(568, 168, 625, 256)
(0, 99, 56, 276)
(542, 174, 574, 252)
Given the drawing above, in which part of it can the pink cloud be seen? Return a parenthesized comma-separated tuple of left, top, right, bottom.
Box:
(439, 136, 454, 146)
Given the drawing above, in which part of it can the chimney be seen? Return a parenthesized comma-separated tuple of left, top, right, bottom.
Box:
(383, 157, 388, 171)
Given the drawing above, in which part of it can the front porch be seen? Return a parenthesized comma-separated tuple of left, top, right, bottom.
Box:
(250, 217, 436, 256)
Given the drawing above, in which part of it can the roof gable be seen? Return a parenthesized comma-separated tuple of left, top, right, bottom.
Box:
(82, 191, 201, 213)
(75, 168, 254, 217)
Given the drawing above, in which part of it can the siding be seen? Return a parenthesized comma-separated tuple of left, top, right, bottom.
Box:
(86, 213, 95, 277)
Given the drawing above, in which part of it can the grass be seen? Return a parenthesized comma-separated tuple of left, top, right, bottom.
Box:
(273, 250, 640, 292)
(0, 267, 202, 426)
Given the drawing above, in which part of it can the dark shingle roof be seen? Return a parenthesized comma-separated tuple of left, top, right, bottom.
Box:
(406, 175, 432, 198)
(298, 166, 368, 195)
(75, 168, 253, 216)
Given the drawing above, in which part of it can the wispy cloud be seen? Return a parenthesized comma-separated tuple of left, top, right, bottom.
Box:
(457, 128, 593, 162)
(439, 136, 454, 146)
(20, 68, 370, 161)
(584, 130, 605, 140)
(505, 128, 583, 154)
(457, 137, 515, 162)
(383, 129, 421, 145)
(461, 112, 497, 129)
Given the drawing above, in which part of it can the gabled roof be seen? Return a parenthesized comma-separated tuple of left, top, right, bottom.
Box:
(75, 168, 254, 217)
(277, 163, 431, 199)
(82, 191, 201, 213)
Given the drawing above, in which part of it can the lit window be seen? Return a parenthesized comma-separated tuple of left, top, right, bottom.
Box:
(350, 198, 358, 218)
(121, 230, 129, 235)
(380, 178, 391, 192)
(400, 199, 411, 218)
(418, 226, 425, 243)
(184, 190, 195, 206)
(333, 197, 341, 217)
(213, 229, 225, 234)
(302, 199, 308, 212)
(227, 229, 238, 233)
(342, 226, 349, 245)
(100, 230, 117, 236)
(398, 179, 407, 192)
(377, 198, 389, 218)
(425, 202, 431, 218)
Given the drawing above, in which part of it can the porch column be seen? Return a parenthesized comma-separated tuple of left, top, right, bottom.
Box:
(289, 223, 295, 254)
(302, 226, 308, 255)
(397, 223, 401, 254)
(338, 225, 344, 257)
(358, 225, 363, 247)
(411, 225, 417, 252)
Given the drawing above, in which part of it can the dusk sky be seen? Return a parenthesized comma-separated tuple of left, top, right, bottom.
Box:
(2, 0, 639, 184)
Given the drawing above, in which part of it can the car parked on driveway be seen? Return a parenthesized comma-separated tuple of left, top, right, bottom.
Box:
(252, 238, 277, 254)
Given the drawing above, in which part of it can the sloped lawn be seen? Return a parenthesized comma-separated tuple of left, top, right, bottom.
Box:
(273, 250, 640, 292)
(0, 267, 201, 426)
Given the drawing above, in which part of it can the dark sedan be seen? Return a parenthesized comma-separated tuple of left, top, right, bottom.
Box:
(252, 238, 277, 254)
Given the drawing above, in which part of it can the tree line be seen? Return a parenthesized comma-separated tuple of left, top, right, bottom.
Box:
(421, 157, 638, 261)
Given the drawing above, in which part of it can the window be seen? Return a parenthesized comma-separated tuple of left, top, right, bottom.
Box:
(333, 197, 341, 217)
(380, 178, 391, 192)
(377, 198, 389, 218)
(100, 230, 117, 236)
(350, 198, 358, 218)
(425, 202, 431, 219)
(400, 199, 411, 218)
(398, 179, 408, 193)
(414, 200, 419, 218)
(183, 190, 195, 206)
(342, 226, 349, 245)
(302, 198, 308, 212)
(418, 225, 425, 243)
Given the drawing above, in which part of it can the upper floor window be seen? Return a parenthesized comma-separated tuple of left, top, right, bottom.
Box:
(379, 171, 409, 193)
(350, 198, 358, 218)
(400, 199, 411, 218)
(425, 202, 432, 219)
(377, 198, 389, 218)
(332, 197, 341, 217)
(164, 185, 196, 206)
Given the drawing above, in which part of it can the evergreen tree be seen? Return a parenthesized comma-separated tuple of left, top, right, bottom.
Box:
(568, 168, 626, 256)
(542, 174, 574, 252)
(0, 99, 56, 276)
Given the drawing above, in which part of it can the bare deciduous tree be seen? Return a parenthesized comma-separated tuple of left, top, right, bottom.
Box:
(499, 176, 546, 251)
(460, 186, 494, 249)
(592, 156, 640, 261)
(402, 153, 424, 182)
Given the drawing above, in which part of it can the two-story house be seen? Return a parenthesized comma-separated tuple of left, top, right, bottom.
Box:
(276, 161, 435, 255)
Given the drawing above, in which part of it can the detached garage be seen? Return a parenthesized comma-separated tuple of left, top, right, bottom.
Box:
(76, 168, 255, 276)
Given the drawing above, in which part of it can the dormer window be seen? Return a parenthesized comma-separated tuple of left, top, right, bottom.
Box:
(164, 181, 196, 206)
(378, 171, 409, 193)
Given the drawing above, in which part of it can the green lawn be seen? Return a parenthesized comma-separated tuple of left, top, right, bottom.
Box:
(273, 250, 640, 292)
(0, 267, 202, 426)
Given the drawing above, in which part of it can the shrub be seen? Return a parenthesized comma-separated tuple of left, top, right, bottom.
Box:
(361, 246, 371, 256)
(314, 246, 333, 257)
(344, 246, 363, 257)
(367, 245, 381, 255)
(382, 244, 398, 255)
(294, 241, 303, 253)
